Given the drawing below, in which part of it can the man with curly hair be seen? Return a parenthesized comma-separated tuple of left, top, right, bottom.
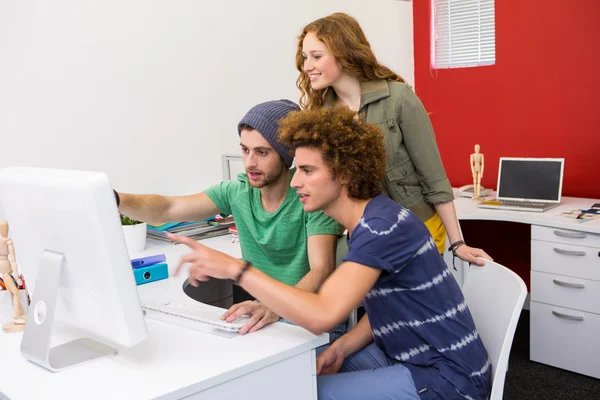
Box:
(169, 106, 491, 400)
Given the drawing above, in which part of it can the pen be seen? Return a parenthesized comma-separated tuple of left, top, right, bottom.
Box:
(0, 278, 5, 290)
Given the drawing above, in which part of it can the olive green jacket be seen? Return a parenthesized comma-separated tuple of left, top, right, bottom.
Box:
(323, 80, 454, 222)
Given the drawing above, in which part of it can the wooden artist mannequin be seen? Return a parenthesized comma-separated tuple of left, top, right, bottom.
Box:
(0, 220, 27, 333)
(470, 144, 484, 199)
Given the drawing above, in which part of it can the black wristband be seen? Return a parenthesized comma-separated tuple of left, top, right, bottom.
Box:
(233, 261, 252, 285)
(448, 240, 465, 254)
(113, 190, 120, 207)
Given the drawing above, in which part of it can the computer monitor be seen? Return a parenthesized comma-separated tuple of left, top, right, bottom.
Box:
(221, 154, 245, 181)
(0, 166, 147, 372)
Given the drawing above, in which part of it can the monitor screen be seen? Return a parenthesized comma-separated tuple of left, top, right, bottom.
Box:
(497, 158, 564, 202)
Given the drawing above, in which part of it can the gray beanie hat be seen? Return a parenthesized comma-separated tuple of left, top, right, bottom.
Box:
(237, 99, 300, 168)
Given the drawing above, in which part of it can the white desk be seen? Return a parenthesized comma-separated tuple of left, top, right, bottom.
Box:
(0, 235, 328, 399)
(451, 193, 600, 379)
(453, 195, 600, 234)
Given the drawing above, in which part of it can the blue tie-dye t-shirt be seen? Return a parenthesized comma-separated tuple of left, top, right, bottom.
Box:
(345, 195, 491, 399)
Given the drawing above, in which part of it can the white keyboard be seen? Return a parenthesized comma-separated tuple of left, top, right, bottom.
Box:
(141, 299, 250, 333)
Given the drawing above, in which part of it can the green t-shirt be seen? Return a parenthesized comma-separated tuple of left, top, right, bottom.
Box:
(205, 170, 342, 286)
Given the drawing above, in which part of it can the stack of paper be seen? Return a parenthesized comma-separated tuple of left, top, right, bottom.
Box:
(147, 216, 235, 243)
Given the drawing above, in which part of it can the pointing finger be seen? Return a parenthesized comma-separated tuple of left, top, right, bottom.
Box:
(167, 233, 202, 249)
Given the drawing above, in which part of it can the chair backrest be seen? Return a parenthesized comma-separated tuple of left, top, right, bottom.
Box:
(461, 259, 527, 400)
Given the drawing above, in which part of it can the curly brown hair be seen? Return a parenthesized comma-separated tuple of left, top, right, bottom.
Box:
(296, 13, 406, 110)
(278, 106, 386, 200)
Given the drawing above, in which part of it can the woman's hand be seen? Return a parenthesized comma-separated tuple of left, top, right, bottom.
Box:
(454, 244, 493, 266)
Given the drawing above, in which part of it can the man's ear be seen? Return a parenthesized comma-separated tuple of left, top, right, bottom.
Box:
(338, 173, 350, 185)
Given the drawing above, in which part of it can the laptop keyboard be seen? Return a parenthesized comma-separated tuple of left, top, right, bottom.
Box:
(477, 200, 559, 213)
(502, 201, 548, 208)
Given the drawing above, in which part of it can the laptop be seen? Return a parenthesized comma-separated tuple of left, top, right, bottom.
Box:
(477, 158, 565, 213)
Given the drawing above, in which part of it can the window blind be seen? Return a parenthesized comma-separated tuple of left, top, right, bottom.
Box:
(432, 0, 496, 69)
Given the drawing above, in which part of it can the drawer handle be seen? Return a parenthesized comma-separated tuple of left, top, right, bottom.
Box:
(552, 310, 584, 322)
(553, 248, 586, 257)
(553, 230, 586, 239)
(553, 279, 585, 289)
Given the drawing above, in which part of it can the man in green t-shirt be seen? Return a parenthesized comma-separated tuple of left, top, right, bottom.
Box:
(118, 100, 342, 335)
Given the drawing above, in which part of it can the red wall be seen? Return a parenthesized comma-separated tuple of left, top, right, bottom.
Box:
(414, 0, 600, 199)
(413, 0, 600, 287)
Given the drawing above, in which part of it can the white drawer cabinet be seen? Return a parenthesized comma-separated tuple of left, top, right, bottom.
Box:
(530, 225, 600, 379)
(530, 302, 600, 379)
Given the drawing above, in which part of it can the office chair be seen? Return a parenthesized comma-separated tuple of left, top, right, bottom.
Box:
(461, 259, 527, 400)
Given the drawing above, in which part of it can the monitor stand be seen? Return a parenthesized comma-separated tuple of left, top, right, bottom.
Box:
(20, 250, 117, 372)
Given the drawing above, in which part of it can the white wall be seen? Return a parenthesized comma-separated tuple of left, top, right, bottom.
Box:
(0, 0, 414, 195)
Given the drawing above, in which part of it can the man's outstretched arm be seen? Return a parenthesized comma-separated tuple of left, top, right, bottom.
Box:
(118, 192, 220, 225)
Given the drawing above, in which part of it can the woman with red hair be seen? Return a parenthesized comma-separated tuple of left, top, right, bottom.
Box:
(295, 12, 491, 266)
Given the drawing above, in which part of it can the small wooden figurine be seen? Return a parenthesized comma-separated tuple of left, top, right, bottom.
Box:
(470, 144, 485, 200)
(0, 220, 27, 333)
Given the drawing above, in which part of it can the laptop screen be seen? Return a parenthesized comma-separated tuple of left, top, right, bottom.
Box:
(497, 158, 564, 203)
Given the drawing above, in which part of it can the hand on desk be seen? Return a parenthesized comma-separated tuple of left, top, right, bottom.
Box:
(222, 301, 281, 335)
(454, 244, 493, 266)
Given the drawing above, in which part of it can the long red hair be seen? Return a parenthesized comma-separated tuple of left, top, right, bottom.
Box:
(296, 13, 406, 110)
